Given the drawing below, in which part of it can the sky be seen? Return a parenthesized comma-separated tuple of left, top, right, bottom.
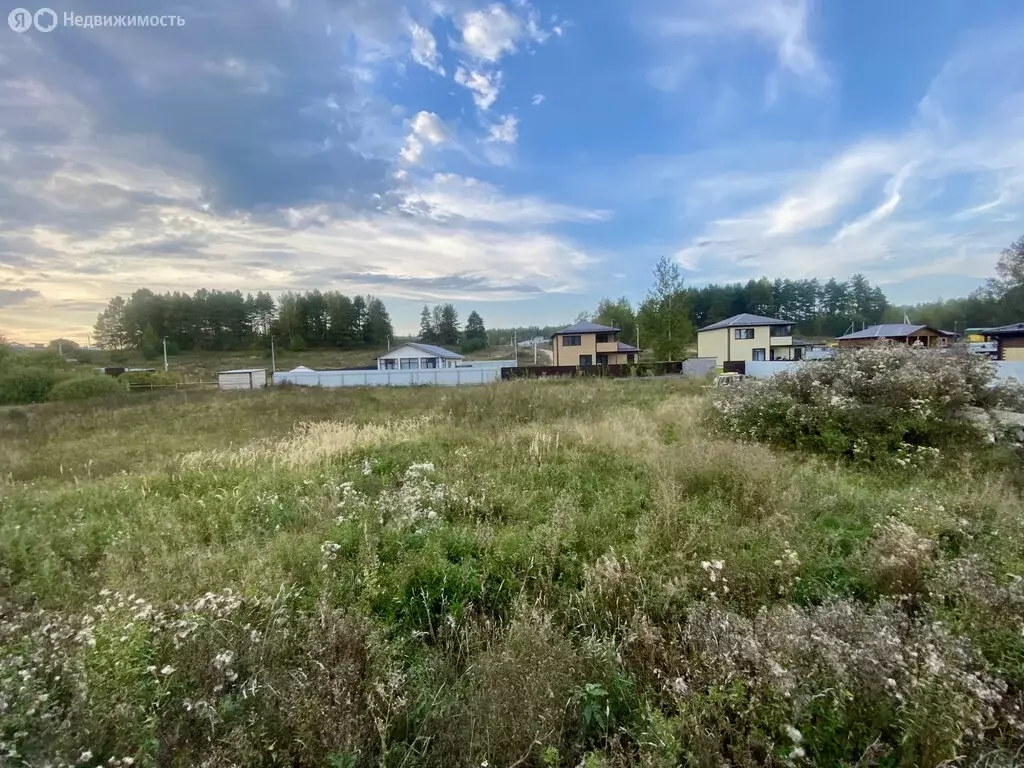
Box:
(1, 0, 1023, 342)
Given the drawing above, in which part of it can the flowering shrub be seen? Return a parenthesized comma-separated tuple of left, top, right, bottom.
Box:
(623, 598, 1024, 766)
(708, 344, 1024, 465)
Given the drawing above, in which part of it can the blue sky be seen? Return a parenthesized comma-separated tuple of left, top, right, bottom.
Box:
(1, 0, 1023, 341)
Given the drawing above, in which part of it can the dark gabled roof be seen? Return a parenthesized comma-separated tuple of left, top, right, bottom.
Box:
(983, 322, 1024, 337)
(836, 323, 940, 340)
(698, 313, 791, 332)
(550, 321, 620, 337)
(377, 342, 464, 359)
(616, 342, 640, 353)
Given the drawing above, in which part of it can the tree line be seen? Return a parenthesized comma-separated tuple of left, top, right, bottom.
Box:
(575, 236, 1024, 360)
(880, 236, 1024, 332)
(79, 235, 1024, 361)
(572, 260, 891, 360)
(418, 304, 489, 353)
(93, 288, 395, 355)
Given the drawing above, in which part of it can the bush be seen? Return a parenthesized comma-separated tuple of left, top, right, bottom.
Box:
(708, 344, 1023, 466)
(0, 367, 63, 405)
(48, 374, 125, 402)
(290, 335, 307, 352)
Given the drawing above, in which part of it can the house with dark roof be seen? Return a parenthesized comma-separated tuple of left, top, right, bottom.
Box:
(696, 313, 796, 363)
(836, 324, 948, 349)
(981, 323, 1024, 361)
(550, 321, 640, 366)
(376, 342, 465, 371)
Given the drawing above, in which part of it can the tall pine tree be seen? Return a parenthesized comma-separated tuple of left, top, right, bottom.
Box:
(438, 304, 460, 346)
(462, 311, 488, 352)
(419, 305, 437, 343)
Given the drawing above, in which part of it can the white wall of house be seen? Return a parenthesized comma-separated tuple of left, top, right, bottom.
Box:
(697, 326, 794, 363)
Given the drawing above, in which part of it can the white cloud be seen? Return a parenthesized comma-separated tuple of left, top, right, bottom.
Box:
(455, 66, 501, 110)
(409, 23, 445, 75)
(0, 159, 605, 341)
(531, 93, 545, 106)
(646, 0, 829, 98)
(763, 141, 907, 236)
(832, 163, 915, 242)
(400, 172, 610, 225)
(451, 1, 553, 115)
(486, 114, 518, 144)
(666, 25, 1024, 292)
(457, 3, 525, 62)
(400, 111, 449, 165)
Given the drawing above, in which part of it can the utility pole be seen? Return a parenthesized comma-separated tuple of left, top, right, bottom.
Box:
(58, 340, 63, 358)
(162, 337, 168, 372)
(270, 335, 276, 374)
(533, 339, 538, 365)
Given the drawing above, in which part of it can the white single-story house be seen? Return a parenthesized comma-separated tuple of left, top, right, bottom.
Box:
(217, 368, 268, 390)
(376, 342, 464, 371)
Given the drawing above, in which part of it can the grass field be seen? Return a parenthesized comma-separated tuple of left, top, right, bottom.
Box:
(2, 381, 1023, 766)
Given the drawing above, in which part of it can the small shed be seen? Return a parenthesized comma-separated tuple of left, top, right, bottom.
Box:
(217, 368, 268, 390)
(983, 323, 1024, 362)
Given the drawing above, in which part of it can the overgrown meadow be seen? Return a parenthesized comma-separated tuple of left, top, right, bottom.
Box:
(2, 373, 1024, 767)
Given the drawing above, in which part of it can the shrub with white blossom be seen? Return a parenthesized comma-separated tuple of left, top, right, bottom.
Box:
(709, 344, 1024, 465)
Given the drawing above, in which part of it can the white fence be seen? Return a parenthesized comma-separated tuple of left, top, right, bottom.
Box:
(274, 367, 504, 388)
(996, 362, 1024, 383)
(453, 359, 517, 371)
(682, 357, 717, 377)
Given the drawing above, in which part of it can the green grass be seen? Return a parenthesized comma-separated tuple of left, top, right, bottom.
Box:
(1, 380, 1023, 767)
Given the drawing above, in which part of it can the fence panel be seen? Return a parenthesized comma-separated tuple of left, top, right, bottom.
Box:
(272, 367, 500, 388)
(995, 361, 1024, 383)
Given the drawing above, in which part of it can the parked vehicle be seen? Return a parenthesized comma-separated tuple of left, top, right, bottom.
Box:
(714, 373, 746, 387)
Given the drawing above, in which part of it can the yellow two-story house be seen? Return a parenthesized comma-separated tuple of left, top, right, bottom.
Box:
(696, 313, 797, 363)
(551, 321, 641, 366)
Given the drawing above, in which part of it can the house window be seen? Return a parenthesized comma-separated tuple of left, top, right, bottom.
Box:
(752, 349, 766, 361)
(422, 357, 437, 368)
(597, 354, 608, 365)
(383, 358, 396, 370)
(563, 335, 582, 346)
(595, 333, 612, 343)
(770, 325, 792, 337)
(627, 353, 636, 363)
(579, 355, 593, 366)
(400, 358, 419, 369)
(735, 328, 755, 340)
